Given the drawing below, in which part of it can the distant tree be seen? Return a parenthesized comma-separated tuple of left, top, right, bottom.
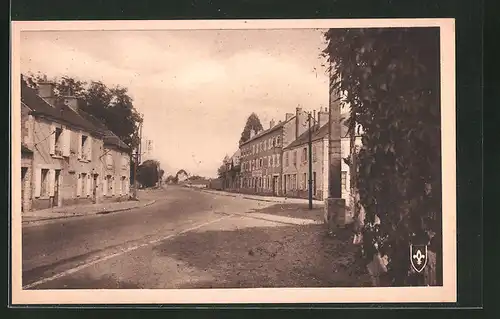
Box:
(239, 113, 264, 144)
(137, 159, 161, 188)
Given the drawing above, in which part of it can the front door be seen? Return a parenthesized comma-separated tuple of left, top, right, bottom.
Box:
(273, 176, 278, 196)
(21, 167, 27, 212)
(92, 174, 98, 204)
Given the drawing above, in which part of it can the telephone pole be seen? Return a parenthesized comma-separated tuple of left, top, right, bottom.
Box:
(133, 119, 144, 200)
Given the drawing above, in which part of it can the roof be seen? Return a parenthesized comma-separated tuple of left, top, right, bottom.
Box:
(76, 110, 130, 151)
(21, 85, 101, 135)
(283, 121, 349, 150)
(239, 116, 295, 147)
(22, 84, 130, 152)
(21, 143, 33, 154)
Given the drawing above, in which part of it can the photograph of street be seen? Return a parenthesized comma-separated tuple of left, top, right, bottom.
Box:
(16, 23, 446, 293)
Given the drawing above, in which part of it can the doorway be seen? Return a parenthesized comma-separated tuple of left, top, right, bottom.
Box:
(273, 176, 279, 196)
(92, 174, 98, 204)
(54, 169, 61, 207)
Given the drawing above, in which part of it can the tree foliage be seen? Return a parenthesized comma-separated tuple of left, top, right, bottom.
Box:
(323, 28, 442, 286)
(22, 73, 143, 150)
(239, 113, 264, 144)
(137, 159, 161, 188)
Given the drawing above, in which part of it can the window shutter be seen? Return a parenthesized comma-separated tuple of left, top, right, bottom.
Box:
(77, 133, 82, 159)
(48, 170, 55, 196)
(49, 124, 56, 155)
(76, 174, 82, 197)
(34, 169, 41, 198)
(88, 137, 93, 161)
(117, 177, 122, 195)
(103, 177, 108, 196)
(111, 178, 115, 196)
(62, 129, 71, 157)
(86, 174, 91, 196)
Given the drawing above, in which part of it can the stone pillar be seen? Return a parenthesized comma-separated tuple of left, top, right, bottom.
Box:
(324, 71, 347, 231)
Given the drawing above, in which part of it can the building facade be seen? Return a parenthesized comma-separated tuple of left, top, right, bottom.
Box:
(20, 80, 130, 211)
(238, 107, 309, 196)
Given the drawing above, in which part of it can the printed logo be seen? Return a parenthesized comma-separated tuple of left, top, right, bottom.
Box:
(410, 244, 428, 273)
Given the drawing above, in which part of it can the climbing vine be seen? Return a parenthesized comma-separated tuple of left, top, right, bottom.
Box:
(323, 28, 442, 285)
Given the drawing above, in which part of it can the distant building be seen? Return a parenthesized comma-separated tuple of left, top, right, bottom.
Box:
(238, 107, 309, 196)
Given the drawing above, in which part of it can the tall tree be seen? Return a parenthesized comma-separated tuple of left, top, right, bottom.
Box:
(239, 113, 264, 144)
(323, 28, 442, 286)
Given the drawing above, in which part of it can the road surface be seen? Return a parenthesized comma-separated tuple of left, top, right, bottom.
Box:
(22, 186, 367, 289)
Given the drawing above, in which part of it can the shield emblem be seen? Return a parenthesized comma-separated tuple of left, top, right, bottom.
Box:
(410, 244, 428, 273)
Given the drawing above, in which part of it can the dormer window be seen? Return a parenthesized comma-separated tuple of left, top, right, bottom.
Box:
(54, 127, 63, 156)
(49, 124, 70, 158)
(78, 133, 92, 161)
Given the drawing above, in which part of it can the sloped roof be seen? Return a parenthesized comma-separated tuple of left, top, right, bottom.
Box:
(76, 109, 130, 151)
(239, 116, 295, 147)
(22, 84, 130, 152)
(21, 85, 101, 135)
(284, 121, 350, 150)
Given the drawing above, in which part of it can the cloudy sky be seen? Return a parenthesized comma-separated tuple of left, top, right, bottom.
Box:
(20, 28, 330, 177)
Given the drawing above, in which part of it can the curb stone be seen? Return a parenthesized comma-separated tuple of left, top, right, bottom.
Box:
(22, 199, 157, 225)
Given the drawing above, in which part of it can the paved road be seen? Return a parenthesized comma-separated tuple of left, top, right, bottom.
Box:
(22, 186, 276, 289)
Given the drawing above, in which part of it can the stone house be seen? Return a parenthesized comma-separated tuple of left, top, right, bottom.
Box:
(20, 81, 130, 211)
(282, 108, 362, 205)
(77, 111, 131, 201)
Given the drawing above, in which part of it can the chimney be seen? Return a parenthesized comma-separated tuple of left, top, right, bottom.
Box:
(269, 119, 275, 129)
(37, 82, 56, 106)
(318, 107, 329, 128)
(295, 107, 307, 139)
(62, 95, 80, 113)
(285, 113, 294, 121)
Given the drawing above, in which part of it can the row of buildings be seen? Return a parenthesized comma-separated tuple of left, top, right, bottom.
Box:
(222, 105, 362, 206)
(20, 80, 131, 212)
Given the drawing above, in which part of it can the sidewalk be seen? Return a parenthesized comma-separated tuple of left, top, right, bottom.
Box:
(199, 188, 325, 206)
(22, 189, 162, 224)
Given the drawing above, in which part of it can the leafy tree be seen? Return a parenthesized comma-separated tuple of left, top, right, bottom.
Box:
(21, 73, 143, 150)
(239, 113, 264, 144)
(323, 28, 442, 286)
(137, 159, 161, 188)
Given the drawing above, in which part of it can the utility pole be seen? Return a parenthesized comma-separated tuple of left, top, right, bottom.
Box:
(133, 119, 144, 200)
(308, 112, 313, 210)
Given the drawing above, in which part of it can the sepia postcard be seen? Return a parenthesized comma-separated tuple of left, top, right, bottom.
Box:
(11, 19, 456, 305)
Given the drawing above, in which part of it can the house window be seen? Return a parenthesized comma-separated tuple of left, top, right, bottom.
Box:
(293, 151, 297, 165)
(276, 136, 281, 146)
(121, 176, 127, 195)
(303, 173, 307, 190)
(312, 146, 317, 162)
(40, 169, 49, 197)
(106, 152, 113, 168)
(259, 158, 263, 167)
(270, 156, 274, 167)
(285, 152, 289, 167)
(302, 148, 307, 162)
(122, 155, 128, 169)
(54, 127, 63, 156)
(81, 173, 87, 196)
(276, 155, 280, 167)
(264, 140, 267, 150)
(341, 171, 347, 190)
